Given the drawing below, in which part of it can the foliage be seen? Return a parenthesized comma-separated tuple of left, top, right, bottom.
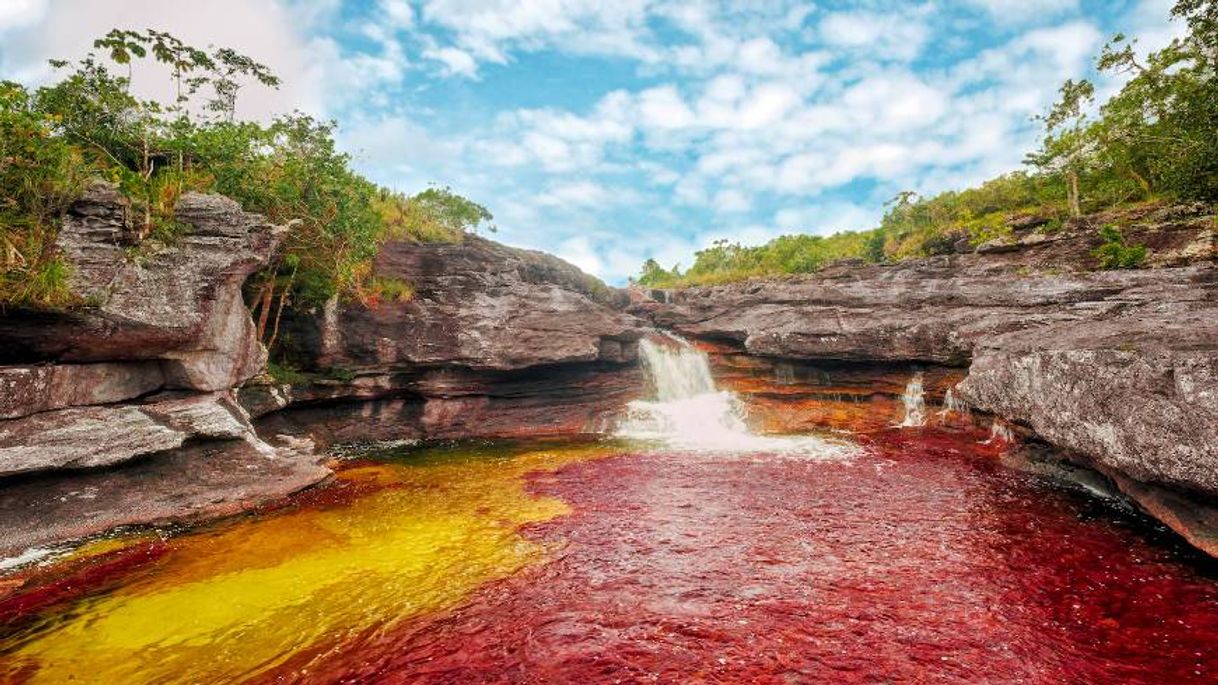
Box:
(409, 186, 495, 236)
(2, 29, 490, 322)
(0, 81, 88, 307)
(1092, 224, 1148, 269)
(374, 186, 494, 243)
(1028, 0, 1218, 205)
(358, 275, 415, 307)
(636, 0, 1217, 287)
(266, 360, 308, 385)
(634, 231, 876, 287)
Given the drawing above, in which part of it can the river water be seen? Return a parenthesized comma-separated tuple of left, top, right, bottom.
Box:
(2, 339, 1217, 683)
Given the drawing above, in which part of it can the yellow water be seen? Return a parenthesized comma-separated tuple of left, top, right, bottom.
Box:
(0, 440, 615, 684)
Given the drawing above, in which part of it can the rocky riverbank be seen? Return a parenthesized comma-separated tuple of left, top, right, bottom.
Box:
(246, 234, 645, 445)
(635, 202, 1218, 554)
(0, 186, 643, 557)
(2, 189, 1216, 559)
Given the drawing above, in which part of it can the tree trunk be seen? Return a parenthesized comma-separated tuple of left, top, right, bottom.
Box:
(1067, 169, 1082, 218)
(255, 279, 275, 342)
(266, 267, 296, 352)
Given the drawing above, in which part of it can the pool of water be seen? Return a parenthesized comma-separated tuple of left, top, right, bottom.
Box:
(2, 430, 1217, 683)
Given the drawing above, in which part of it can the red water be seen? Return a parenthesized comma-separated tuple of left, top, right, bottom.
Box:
(263, 430, 1218, 684)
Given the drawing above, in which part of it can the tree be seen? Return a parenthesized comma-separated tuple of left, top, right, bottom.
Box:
(636, 258, 675, 287)
(1027, 79, 1095, 218)
(409, 186, 495, 235)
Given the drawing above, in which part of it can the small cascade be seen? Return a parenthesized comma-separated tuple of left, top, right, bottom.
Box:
(615, 333, 855, 457)
(982, 419, 1016, 445)
(936, 388, 968, 423)
(899, 372, 927, 427)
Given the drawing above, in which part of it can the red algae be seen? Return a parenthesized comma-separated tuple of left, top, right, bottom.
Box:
(273, 429, 1218, 684)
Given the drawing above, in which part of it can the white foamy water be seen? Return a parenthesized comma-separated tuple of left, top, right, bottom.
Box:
(899, 372, 927, 427)
(937, 388, 968, 422)
(615, 333, 856, 458)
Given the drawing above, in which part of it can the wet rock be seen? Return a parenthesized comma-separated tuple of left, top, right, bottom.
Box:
(256, 363, 643, 446)
(0, 436, 329, 557)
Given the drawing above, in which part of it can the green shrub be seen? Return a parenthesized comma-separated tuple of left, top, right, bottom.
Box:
(266, 361, 307, 385)
(1092, 225, 1148, 269)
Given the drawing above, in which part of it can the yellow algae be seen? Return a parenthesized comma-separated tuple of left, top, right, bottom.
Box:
(0, 439, 615, 685)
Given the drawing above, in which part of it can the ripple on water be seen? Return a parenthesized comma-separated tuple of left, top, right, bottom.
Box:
(1, 432, 1217, 684)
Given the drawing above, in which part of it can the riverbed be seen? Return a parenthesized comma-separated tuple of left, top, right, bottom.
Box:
(2, 430, 1216, 683)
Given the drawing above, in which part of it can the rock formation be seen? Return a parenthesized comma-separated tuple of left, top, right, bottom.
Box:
(251, 235, 646, 443)
(0, 184, 328, 556)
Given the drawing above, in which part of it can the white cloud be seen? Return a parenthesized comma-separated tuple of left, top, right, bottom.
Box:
(963, 0, 1080, 23)
(0, 0, 353, 118)
(713, 189, 751, 213)
(0, 0, 45, 31)
(424, 46, 479, 78)
(819, 9, 930, 61)
(0, 0, 1180, 285)
(379, 0, 415, 28)
(636, 85, 695, 129)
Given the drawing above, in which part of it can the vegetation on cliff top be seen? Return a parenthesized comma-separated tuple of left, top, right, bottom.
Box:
(0, 30, 494, 313)
(636, 0, 1218, 287)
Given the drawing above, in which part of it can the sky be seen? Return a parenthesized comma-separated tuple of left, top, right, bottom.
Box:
(0, 0, 1184, 283)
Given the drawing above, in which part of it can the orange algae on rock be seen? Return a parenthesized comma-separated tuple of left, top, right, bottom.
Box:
(0, 440, 615, 684)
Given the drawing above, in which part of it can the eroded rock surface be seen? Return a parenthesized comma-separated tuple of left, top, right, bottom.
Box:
(0, 436, 329, 557)
(263, 236, 647, 443)
(0, 182, 283, 392)
(957, 306, 1218, 495)
(288, 236, 641, 370)
(0, 185, 327, 557)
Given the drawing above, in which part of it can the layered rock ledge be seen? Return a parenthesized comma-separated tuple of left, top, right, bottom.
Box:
(0, 185, 328, 557)
(252, 235, 647, 444)
(0, 188, 646, 558)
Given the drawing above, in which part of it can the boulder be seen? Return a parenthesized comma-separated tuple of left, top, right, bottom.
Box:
(957, 307, 1218, 495)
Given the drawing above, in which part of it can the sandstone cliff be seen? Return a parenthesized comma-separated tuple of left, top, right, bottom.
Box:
(247, 235, 646, 444)
(0, 184, 329, 556)
(0, 188, 648, 557)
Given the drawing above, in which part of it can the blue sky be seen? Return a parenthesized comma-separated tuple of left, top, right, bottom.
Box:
(0, 0, 1182, 283)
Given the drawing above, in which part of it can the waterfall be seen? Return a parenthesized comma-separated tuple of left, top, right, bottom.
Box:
(615, 334, 854, 457)
(899, 372, 927, 427)
(937, 388, 968, 422)
(982, 420, 1015, 445)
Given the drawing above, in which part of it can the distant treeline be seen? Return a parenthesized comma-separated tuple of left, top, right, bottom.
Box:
(637, 0, 1217, 287)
